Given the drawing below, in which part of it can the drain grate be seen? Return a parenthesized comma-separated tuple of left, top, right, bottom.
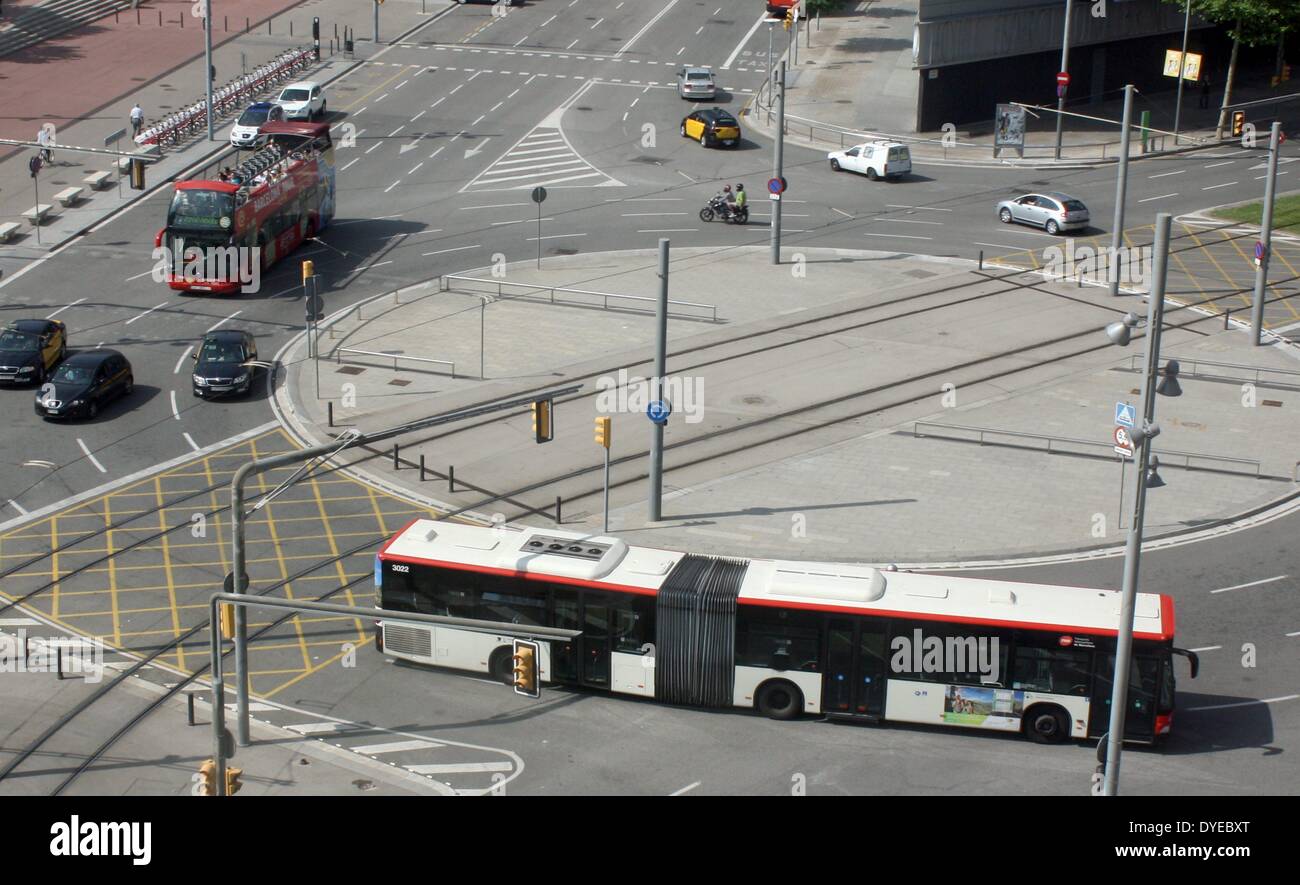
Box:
(337, 365, 365, 375)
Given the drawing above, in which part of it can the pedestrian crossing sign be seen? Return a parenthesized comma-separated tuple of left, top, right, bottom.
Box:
(1115, 402, 1135, 428)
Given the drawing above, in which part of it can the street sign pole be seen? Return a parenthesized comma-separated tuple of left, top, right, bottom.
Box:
(374, 0, 380, 44)
(1054, 0, 1073, 160)
(532, 186, 547, 269)
(771, 61, 786, 265)
(648, 239, 669, 521)
(31, 159, 40, 245)
(204, 0, 214, 142)
(1251, 122, 1282, 345)
(1108, 84, 1134, 298)
(1172, 0, 1192, 144)
(603, 445, 610, 535)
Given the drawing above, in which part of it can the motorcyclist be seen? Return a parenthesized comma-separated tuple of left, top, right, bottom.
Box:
(713, 184, 734, 218)
(734, 183, 747, 213)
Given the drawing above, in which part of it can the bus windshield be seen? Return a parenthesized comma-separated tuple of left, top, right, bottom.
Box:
(168, 189, 236, 230)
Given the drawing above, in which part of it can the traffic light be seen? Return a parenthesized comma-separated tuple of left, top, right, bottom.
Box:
(312, 17, 319, 40)
(129, 157, 145, 190)
(594, 416, 611, 449)
(198, 759, 216, 796)
(1232, 111, 1246, 138)
(225, 766, 243, 795)
(531, 398, 553, 443)
(784, 6, 794, 30)
(302, 259, 315, 283)
(512, 639, 539, 698)
(219, 603, 235, 641)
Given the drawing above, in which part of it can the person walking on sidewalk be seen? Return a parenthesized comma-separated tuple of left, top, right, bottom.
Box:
(130, 103, 144, 137)
(36, 126, 52, 165)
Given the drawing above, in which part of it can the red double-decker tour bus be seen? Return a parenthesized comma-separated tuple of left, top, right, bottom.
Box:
(156, 122, 336, 294)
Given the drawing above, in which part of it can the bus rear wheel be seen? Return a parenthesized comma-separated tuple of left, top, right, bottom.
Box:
(1025, 705, 1070, 743)
(756, 680, 803, 720)
(489, 647, 515, 685)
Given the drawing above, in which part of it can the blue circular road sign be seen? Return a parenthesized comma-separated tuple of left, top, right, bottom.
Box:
(647, 400, 672, 425)
(768, 177, 785, 195)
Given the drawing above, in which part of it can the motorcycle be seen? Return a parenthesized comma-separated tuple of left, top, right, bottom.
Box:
(699, 195, 748, 224)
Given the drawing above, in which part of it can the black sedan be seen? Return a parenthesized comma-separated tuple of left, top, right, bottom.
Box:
(34, 349, 133, 420)
(0, 319, 66, 386)
(192, 330, 258, 398)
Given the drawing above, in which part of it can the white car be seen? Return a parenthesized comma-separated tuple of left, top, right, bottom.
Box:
(229, 102, 284, 147)
(827, 141, 912, 181)
(275, 81, 326, 121)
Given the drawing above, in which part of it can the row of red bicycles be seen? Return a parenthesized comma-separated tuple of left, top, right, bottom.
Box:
(135, 47, 316, 148)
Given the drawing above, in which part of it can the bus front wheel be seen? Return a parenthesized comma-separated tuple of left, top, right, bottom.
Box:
(489, 647, 514, 685)
(756, 680, 803, 720)
(1025, 705, 1070, 743)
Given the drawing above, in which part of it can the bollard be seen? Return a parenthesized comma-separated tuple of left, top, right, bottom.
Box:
(420, 455, 426, 481)
(24, 635, 30, 666)
(159, 9, 162, 26)
(449, 465, 455, 492)
(268, 18, 272, 35)
(393, 444, 399, 469)
(224, 15, 227, 32)
(115, 10, 119, 23)
(246, 17, 250, 33)
(555, 497, 562, 525)
(179, 13, 183, 28)
(187, 693, 196, 726)
(978, 250, 983, 270)
(327, 401, 334, 427)
(56, 647, 63, 680)
(1224, 309, 1231, 330)
(335, 23, 339, 39)
(290, 21, 294, 37)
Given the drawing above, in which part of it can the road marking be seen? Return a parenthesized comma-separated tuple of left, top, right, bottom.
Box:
(353, 739, 444, 754)
(1186, 695, 1300, 712)
(341, 157, 361, 171)
(173, 346, 193, 374)
(406, 762, 513, 775)
(409, 162, 424, 175)
(876, 218, 942, 225)
(125, 300, 168, 325)
(541, 14, 557, 27)
(374, 93, 388, 103)
(677, 46, 686, 56)
(170, 391, 180, 420)
(617, 0, 680, 56)
(1287, 631, 1300, 638)
(492, 218, 555, 226)
(206, 310, 242, 332)
(183, 433, 200, 452)
(832, 208, 853, 218)
(722, 12, 766, 69)
(46, 298, 86, 318)
(638, 228, 698, 233)
(77, 439, 106, 473)
(460, 203, 530, 211)
(677, 170, 696, 183)
(394, 79, 409, 91)
(591, 17, 604, 29)
(1202, 181, 1238, 190)
(1139, 193, 1178, 203)
(287, 722, 349, 735)
(411, 110, 426, 122)
(1188, 646, 1222, 652)
(864, 233, 933, 240)
(526, 233, 589, 241)
(1204, 160, 1234, 168)
(670, 781, 701, 796)
(7, 500, 28, 516)
(973, 242, 1032, 251)
(365, 142, 382, 154)
(1210, 574, 1288, 594)
(423, 245, 481, 256)
(353, 261, 394, 272)
(886, 204, 952, 212)
(385, 180, 401, 193)
(622, 212, 688, 216)
(0, 617, 39, 625)
(1149, 169, 1185, 178)
(567, 39, 579, 49)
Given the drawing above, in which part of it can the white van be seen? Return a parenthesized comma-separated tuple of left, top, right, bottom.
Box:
(827, 141, 912, 181)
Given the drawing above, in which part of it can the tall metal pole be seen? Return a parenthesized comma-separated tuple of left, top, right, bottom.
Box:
(767, 23, 774, 91)
(480, 298, 486, 377)
(792, 12, 799, 66)
(204, 0, 214, 141)
(373, 0, 380, 44)
(536, 201, 542, 269)
(1251, 121, 1282, 345)
(1104, 212, 1171, 796)
(1172, 0, 1192, 145)
(602, 447, 611, 534)
(648, 239, 669, 522)
(1053, 0, 1073, 160)
(771, 61, 786, 265)
(1108, 84, 1134, 298)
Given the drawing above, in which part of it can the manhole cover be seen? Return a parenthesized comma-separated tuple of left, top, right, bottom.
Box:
(353, 779, 376, 791)
(388, 378, 411, 386)
(337, 365, 365, 375)
(902, 269, 938, 279)
(741, 395, 767, 405)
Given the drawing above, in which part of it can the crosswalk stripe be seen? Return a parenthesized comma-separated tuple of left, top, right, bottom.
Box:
(351, 739, 444, 754)
(406, 762, 514, 775)
(285, 722, 350, 735)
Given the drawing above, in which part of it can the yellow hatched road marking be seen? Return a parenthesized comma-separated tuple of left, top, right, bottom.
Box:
(261, 636, 375, 699)
(104, 495, 121, 647)
(249, 436, 313, 671)
(312, 463, 368, 644)
(154, 476, 185, 671)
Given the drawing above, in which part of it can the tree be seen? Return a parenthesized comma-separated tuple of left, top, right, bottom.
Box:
(1165, 1, 1300, 138)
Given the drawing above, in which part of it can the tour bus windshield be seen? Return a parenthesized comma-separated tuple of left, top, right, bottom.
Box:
(168, 189, 236, 229)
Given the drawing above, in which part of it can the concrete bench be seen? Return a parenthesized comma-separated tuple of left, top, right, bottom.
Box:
(118, 157, 132, 172)
(22, 204, 53, 225)
(84, 171, 113, 190)
(0, 222, 21, 242)
(53, 187, 84, 207)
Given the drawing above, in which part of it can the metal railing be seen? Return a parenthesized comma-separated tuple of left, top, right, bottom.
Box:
(1126, 354, 1300, 387)
(336, 348, 455, 377)
(440, 275, 720, 322)
(912, 421, 1263, 477)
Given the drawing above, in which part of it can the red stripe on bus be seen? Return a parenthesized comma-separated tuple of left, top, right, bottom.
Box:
(1160, 594, 1175, 638)
(378, 518, 422, 558)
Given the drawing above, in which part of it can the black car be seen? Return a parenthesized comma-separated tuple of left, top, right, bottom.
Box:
(0, 319, 66, 386)
(34, 349, 133, 420)
(192, 330, 258, 398)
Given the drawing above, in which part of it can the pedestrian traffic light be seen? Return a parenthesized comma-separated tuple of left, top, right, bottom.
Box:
(594, 416, 611, 449)
(219, 603, 235, 641)
(784, 6, 794, 30)
(225, 766, 243, 796)
(531, 398, 553, 443)
(1232, 111, 1246, 138)
(198, 759, 216, 796)
(302, 259, 314, 283)
(512, 639, 539, 698)
(129, 157, 145, 190)
(312, 17, 320, 39)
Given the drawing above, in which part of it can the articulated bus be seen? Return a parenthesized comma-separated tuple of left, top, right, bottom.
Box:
(157, 121, 335, 294)
(375, 520, 1199, 745)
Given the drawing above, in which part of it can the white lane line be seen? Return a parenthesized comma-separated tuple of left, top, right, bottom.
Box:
(1210, 574, 1288, 594)
(77, 439, 106, 473)
(341, 157, 361, 171)
(286, 722, 348, 735)
(170, 390, 180, 420)
(449, 84, 464, 94)
(622, 212, 688, 216)
(567, 39, 579, 49)
(722, 12, 766, 69)
(886, 204, 953, 212)
(394, 79, 409, 91)
(514, 34, 529, 47)
(638, 228, 698, 233)
(1202, 181, 1238, 190)
(526, 233, 589, 241)
(183, 433, 201, 452)
(206, 310, 242, 332)
(489, 101, 504, 113)
(430, 97, 446, 109)
(875, 218, 942, 225)
(677, 46, 685, 56)
(1149, 169, 1185, 178)
(429, 145, 445, 160)
(422, 245, 481, 256)
(1186, 695, 1300, 712)
(590, 17, 604, 29)
(8, 500, 28, 516)
(173, 346, 193, 374)
(460, 203, 530, 211)
(384, 180, 401, 193)
(1139, 193, 1178, 203)
(387, 125, 406, 138)
(406, 762, 513, 775)
(541, 14, 557, 27)
(125, 301, 168, 325)
(353, 739, 444, 754)
(617, 0, 680, 56)
(696, 25, 703, 34)
(47, 298, 86, 317)
(670, 781, 701, 796)
(492, 218, 554, 226)
(123, 268, 155, 283)
(865, 233, 933, 240)
(1188, 646, 1222, 652)
(677, 170, 696, 183)
(1286, 631, 1300, 638)
(1204, 160, 1234, 168)
(353, 261, 394, 272)
(973, 242, 1033, 251)
(365, 142, 382, 155)
(832, 208, 853, 218)
(409, 162, 424, 175)
(374, 93, 388, 103)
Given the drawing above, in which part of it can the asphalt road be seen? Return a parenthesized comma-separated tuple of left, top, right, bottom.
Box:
(0, 0, 1296, 795)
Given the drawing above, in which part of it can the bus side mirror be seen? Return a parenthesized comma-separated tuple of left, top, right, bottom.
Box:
(154, 229, 164, 249)
(1173, 647, 1199, 679)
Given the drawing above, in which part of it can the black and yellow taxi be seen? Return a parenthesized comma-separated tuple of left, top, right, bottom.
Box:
(681, 109, 741, 148)
(0, 319, 66, 386)
(34, 350, 134, 420)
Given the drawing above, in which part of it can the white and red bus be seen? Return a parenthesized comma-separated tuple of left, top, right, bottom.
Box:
(375, 520, 1198, 745)
(157, 121, 335, 294)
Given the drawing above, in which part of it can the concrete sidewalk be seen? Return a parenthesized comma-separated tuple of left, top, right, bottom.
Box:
(747, 3, 1300, 167)
(275, 246, 1300, 565)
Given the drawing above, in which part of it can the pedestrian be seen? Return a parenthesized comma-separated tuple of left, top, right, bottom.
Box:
(36, 126, 52, 164)
(130, 103, 144, 137)
(1199, 73, 1211, 110)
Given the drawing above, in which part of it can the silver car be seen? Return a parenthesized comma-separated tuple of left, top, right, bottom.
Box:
(677, 66, 717, 100)
(996, 192, 1090, 235)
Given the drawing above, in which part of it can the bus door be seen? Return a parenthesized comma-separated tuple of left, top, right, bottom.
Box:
(1089, 652, 1159, 740)
(550, 590, 612, 688)
(823, 618, 888, 718)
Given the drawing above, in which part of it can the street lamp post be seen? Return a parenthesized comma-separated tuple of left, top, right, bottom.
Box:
(1054, 0, 1074, 160)
(1172, 0, 1192, 145)
(1101, 212, 1173, 796)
